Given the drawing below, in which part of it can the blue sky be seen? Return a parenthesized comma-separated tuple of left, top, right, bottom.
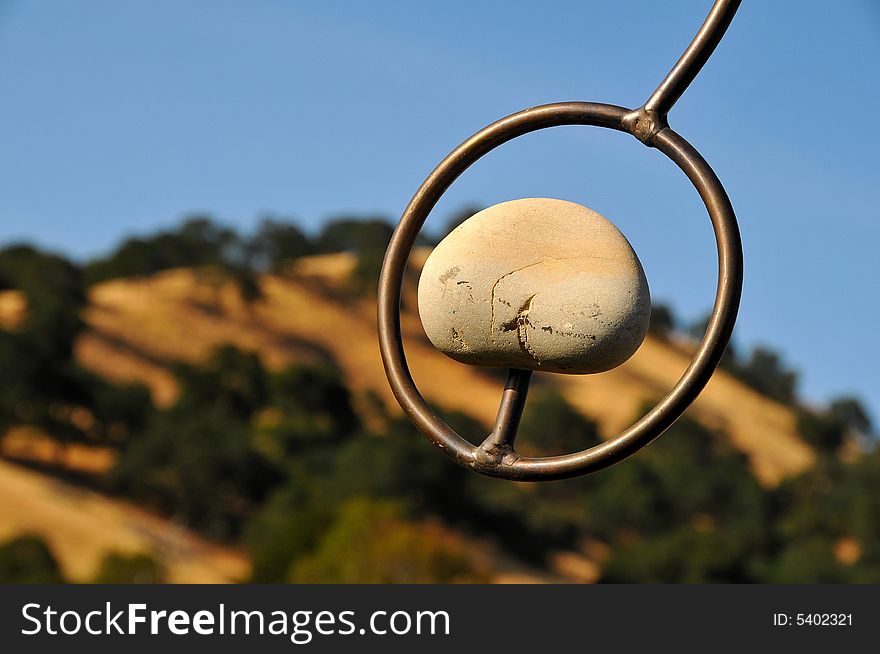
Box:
(0, 0, 878, 418)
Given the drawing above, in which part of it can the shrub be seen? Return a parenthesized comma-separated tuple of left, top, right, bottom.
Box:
(93, 552, 164, 584)
(84, 216, 240, 284)
(289, 499, 488, 583)
(316, 218, 393, 255)
(589, 410, 771, 581)
(648, 303, 677, 339)
(796, 408, 848, 454)
(735, 346, 798, 404)
(174, 345, 269, 420)
(270, 364, 359, 439)
(765, 537, 848, 583)
(0, 535, 65, 584)
(248, 219, 313, 273)
(516, 388, 601, 456)
(109, 407, 281, 540)
(246, 491, 336, 583)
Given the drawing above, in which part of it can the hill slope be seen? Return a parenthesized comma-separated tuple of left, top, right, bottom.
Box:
(76, 250, 812, 485)
(0, 459, 247, 583)
(0, 249, 816, 583)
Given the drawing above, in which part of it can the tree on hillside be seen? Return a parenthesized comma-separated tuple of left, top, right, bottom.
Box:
(225, 263, 264, 309)
(289, 499, 487, 583)
(516, 388, 602, 456)
(93, 552, 165, 584)
(0, 246, 151, 456)
(109, 405, 281, 540)
(109, 346, 283, 538)
(266, 363, 360, 448)
(174, 345, 270, 421)
(85, 216, 241, 284)
(796, 396, 875, 455)
(110, 347, 367, 541)
(735, 346, 798, 404)
(829, 396, 874, 440)
(0, 244, 85, 355)
(688, 314, 797, 405)
(316, 218, 394, 255)
(313, 217, 394, 294)
(596, 413, 770, 582)
(770, 450, 880, 582)
(245, 403, 490, 581)
(248, 218, 313, 273)
(0, 535, 65, 584)
(648, 303, 677, 339)
(84, 216, 268, 309)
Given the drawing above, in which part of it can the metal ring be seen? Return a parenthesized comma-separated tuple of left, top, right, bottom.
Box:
(377, 101, 742, 481)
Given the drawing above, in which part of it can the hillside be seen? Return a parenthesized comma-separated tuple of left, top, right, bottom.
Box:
(77, 250, 812, 485)
(0, 458, 247, 583)
(0, 250, 816, 582)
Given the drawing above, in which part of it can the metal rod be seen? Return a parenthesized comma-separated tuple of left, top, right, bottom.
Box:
(643, 0, 742, 118)
(479, 369, 533, 459)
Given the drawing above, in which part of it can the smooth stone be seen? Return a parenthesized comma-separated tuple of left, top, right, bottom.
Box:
(417, 198, 650, 374)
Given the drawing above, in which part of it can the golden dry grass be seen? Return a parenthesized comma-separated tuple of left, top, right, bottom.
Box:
(0, 289, 27, 330)
(0, 458, 248, 583)
(0, 427, 115, 476)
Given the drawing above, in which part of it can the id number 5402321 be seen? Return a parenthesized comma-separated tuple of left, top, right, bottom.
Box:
(773, 613, 852, 627)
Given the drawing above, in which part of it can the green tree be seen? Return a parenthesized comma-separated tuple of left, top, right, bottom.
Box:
(174, 345, 269, 420)
(316, 218, 394, 255)
(829, 396, 874, 439)
(794, 395, 874, 454)
(88, 381, 154, 444)
(0, 535, 65, 583)
(248, 218, 313, 273)
(796, 407, 848, 454)
(771, 449, 880, 582)
(110, 346, 282, 539)
(85, 216, 240, 284)
(648, 303, 677, 339)
(735, 346, 798, 404)
(246, 485, 335, 583)
(109, 407, 281, 540)
(257, 363, 360, 460)
(315, 218, 395, 295)
(590, 408, 770, 582)
(0, 245, 148, 455)
(289, 499, 487, 583)
(93, 552, 165, 584)
(517, 388, 601, 456)
(765, 537, 848, 583)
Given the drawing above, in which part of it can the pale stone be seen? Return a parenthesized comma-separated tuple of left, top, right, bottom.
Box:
(417, 198, 650, 374)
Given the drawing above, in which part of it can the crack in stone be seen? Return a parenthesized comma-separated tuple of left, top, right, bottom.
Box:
(487, 255, 588, 351)
(499, 294, 539, 364)
(489, 259, 558, 342)
(515, 295, 540, 363)
(450, 327, 468, 351)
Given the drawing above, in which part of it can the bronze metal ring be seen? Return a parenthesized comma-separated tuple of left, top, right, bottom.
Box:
(377, 102, 742, 481)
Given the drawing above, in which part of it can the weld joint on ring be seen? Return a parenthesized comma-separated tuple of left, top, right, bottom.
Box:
(475, 443, 520, 468)
(623, 107, 670, 146)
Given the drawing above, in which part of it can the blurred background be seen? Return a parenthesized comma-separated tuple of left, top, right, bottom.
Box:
(0, 0, 878, 583)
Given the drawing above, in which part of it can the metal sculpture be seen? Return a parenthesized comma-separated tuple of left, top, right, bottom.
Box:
(378, 0, 744, 481)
